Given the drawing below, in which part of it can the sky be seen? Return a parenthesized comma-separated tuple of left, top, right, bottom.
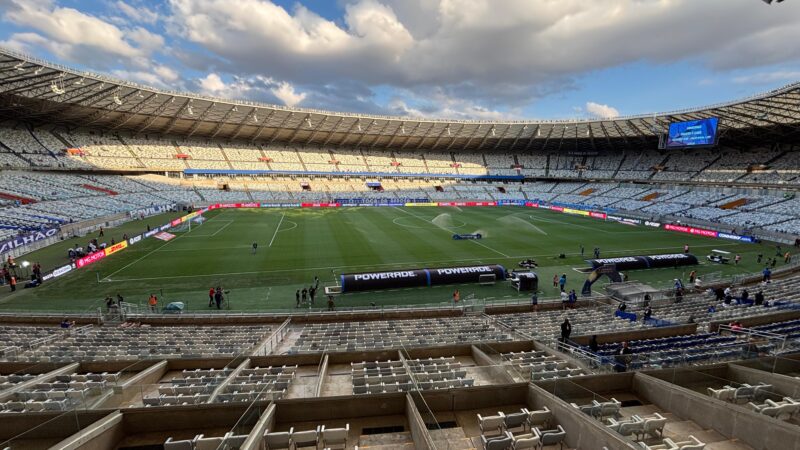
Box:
(1, 0, 800, 120)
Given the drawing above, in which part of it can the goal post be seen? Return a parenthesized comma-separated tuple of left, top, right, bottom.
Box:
(169, 215, 206, 233)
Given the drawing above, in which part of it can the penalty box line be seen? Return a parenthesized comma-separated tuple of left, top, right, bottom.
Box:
(101, 211, 228, 281)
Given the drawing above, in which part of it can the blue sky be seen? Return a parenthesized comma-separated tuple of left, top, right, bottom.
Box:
(1, 0, 799, 120)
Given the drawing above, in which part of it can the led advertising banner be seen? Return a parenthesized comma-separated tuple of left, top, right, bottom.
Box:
(76, 251, 106, 268)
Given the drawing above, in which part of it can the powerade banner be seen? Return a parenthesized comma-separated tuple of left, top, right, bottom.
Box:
(340, 264, 506, 293)
(0, 226, 60, 256)
(587, 253, 698, 271)
(341, 269, 428, 292)
(667, 118, 719, 148)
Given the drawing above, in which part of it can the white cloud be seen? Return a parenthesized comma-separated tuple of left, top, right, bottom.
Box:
(116, 0, 159, 25)
(162, 0, 800, 117)
(270, 81, 306, 107)
(112, 63, 181, 88)
(1, 0, 165, 69)
(198, 73, 229, 94)
(585, 101, 619, 119)
(5, 0, 800, 119)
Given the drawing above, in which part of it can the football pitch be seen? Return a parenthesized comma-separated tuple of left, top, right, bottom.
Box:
(0, 206, 776, 313)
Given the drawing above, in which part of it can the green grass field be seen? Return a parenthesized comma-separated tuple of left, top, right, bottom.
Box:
(0, 206, 781, 313)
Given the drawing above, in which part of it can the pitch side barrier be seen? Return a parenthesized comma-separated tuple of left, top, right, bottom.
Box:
(340, 264, 507, 293)
(586, 253, 699, 271)
(34, 200, 755, 284)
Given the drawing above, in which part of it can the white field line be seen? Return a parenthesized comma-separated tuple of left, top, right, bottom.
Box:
(268, 213, 285, 248)
(102, 211, 224, 281)
(100, 240, 740, 283)
(395, 207, 511, 258)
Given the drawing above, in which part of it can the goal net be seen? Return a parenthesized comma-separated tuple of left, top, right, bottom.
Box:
(170, 215, 206, 233)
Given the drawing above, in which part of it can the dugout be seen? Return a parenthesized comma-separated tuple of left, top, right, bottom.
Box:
(340, 264, 506, 293)
(586, 253, 698, 271)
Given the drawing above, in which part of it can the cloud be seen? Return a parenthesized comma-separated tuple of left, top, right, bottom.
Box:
(732, 71, 800, 85)
(116, 0, 159, 25)
(4, 0, 800, 118)
(2, 0, 153, 63)
(163, 0, 800, 117)
(585, 101, 619, 119)
(270, 81, 306, 107)
(112, 63, 181, 88)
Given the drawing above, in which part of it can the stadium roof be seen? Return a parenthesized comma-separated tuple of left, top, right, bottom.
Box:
(1, 48, 799, 153)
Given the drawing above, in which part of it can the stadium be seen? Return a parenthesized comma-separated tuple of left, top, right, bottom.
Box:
(0, 1, 800, 449)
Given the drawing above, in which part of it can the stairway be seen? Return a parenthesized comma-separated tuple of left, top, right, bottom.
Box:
(116, 136, 146, 168)
(217, 144, 234, 170)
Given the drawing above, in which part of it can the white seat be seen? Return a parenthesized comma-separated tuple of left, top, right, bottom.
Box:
(264, 428, 293, 449)
(320, 424, 349, 449)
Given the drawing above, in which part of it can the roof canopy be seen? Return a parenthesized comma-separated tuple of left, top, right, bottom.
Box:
(1, 48, 799, 152)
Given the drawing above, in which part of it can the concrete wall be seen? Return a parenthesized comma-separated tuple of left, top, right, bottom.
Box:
(708, 309, 800, 332)
(632, 373, 800, 450)
(527, 384, 637, 450)
(570, 323, 697, 346)
(275, 394, 407, 424)
(534, 372, 636, 402)
(405, 394, 433, 450)
(51, 412, 125, 450)
(728, 363, 800, 398)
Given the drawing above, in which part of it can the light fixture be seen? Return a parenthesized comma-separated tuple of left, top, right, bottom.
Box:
(21, 261, 30, 268)
(187, 106, 194, 115)
(113, 95, 122, 106)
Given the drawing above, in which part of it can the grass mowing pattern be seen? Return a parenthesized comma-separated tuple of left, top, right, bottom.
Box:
(0, 206, 776, 313)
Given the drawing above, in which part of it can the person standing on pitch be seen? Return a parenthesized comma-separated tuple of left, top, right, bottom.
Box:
(208, 287, 215, 308)
(295, 289, 301, 308)
(580, 244, 584, 257)
(252, 242, 258, 254)
(214, 287, 223, 310)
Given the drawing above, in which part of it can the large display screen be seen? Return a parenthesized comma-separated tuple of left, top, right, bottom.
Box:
(666, 118, 719, 148)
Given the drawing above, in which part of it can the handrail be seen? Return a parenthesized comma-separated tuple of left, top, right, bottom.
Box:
(717, 324, 788, 350)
